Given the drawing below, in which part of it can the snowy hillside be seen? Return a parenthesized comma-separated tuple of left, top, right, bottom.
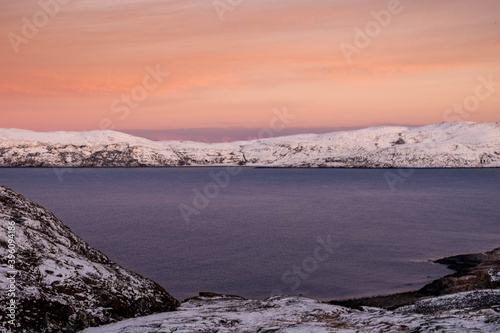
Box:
(0, 186, 179, 332)
(81, 292, 500, 333)
(0, 122, 499, 168)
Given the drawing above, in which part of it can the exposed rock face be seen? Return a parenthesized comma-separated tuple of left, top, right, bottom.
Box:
(0, 186, 180, 333)
(1, 121, 500, 168)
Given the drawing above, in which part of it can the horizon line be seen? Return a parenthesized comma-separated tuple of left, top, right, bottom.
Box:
(2, 121, 490, 143)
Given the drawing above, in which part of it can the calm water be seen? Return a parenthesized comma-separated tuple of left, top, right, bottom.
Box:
(1, 168, 499, 301)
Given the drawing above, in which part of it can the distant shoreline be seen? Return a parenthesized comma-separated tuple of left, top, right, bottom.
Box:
(2, 122, 500, 168)
(0, 166, 499, 169)
(184, 245, 500, 312)
(329, 246, 500, 310)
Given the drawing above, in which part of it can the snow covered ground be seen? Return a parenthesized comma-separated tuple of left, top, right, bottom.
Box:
(81, 292, 500, 332)
(1, 121, 499, 167)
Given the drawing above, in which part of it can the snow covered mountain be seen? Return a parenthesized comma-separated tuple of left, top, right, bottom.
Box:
(1, 121, 499, 168)
(0, 186, 179, 333)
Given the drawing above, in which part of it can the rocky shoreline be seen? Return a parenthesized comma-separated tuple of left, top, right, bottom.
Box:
(188, 247, 500, 314)
(77, 246, 500, 332)
(330, 247, 500, 311)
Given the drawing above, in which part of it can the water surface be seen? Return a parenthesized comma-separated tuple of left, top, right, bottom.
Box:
(1, 168, 499, 301)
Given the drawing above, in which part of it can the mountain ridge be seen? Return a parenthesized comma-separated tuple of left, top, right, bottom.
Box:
(1, 121, 499, 168)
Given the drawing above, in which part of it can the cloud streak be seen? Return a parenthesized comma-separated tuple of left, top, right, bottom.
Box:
(1, 0, 499, 132)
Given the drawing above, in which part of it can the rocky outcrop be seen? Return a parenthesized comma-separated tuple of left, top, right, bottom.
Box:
(1, 122, 500, 168)
(80, 291, 500, 332)
(0, 186, 180, 333)
(80, 248, 500, 332)
(329, 247, 500, 311)
(422, 248, 500, 296)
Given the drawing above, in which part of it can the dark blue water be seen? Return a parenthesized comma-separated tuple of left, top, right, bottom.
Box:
(1, 168, 499, 301)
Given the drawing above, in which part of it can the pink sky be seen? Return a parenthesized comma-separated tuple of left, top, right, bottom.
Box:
(1, 0, 499, 141)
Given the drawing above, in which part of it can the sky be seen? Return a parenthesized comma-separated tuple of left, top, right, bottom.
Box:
(1, 0, 499, 142)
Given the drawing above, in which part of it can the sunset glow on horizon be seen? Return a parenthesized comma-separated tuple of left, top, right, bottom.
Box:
(1, 0, 499, 141)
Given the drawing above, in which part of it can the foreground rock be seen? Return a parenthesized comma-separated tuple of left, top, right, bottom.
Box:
(81, 292, 500, 332)
(0, 186, 179, 332)
(81, 247, 500, 332)
(330, 247, 500, 310)
(1, 122, 500, 168)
